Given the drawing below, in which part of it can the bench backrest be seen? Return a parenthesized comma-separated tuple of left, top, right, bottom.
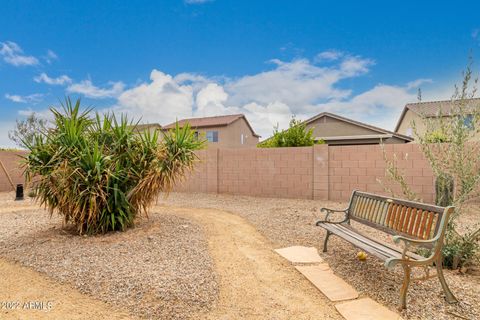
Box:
(348, 191, 449, 240)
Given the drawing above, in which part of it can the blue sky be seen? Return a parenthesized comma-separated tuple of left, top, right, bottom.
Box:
(1, 0, 479, 147)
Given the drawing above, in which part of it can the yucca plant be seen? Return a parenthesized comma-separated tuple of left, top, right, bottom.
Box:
(24, 98, 204, 234)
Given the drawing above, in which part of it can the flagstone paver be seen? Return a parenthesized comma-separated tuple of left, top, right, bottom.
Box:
(274, 246, 324, 263)
(295, 265, 359, 302)
(335, 298, 403, 320)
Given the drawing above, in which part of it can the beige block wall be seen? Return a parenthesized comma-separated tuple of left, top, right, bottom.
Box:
(217, 146, 314, 199)
(0, 150, 28, 192)
(173, 144, 436, 203)
(2, 146, 436, 204)
(174, 150, 209, 193)
(328, 144, 434, 203)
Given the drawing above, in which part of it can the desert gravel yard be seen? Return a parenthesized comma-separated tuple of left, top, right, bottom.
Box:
(0, 192, 341, 319)
(1, 191, 478, 319)
(159, 192, 480, 320)
(0, 194, 218, 320)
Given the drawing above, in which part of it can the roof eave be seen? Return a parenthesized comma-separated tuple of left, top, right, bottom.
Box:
(394, 106, 410, 133)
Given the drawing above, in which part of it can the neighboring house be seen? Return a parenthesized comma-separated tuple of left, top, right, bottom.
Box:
(163, 114, 260, 148)
(129, 123, 162, 135)
(302, 112, 412, 145)
(395, 98, 480, 140)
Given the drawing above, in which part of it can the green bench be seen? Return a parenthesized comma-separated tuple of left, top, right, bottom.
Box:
(316, 190, 457, 310)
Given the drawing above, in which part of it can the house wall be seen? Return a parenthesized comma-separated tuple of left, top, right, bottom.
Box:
(307, 116, 407, 145)
(307, 116, 376, 137)
(396, 110, 423, 140)
(195, 117, 259, 149)
(396, 110, 480, 143)
(174, 144, 436, 203)
(0, 150, 28, 192)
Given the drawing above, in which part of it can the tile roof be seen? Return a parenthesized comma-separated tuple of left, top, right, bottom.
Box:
(404, 98, 480, 117)
(163, 114, 243, 128)
(163, 114, 260, 137)
(128, 123, 162, 131)
(394, 98, 480, 132)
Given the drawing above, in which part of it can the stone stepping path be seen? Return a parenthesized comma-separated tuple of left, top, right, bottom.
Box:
(295, 265, 359, 302)
(275, 246, 403, 320)
(335, 298, 403, 320)
(274, 246, 324, 263)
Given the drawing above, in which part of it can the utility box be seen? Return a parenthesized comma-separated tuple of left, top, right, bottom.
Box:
(15, 184, 24, 201)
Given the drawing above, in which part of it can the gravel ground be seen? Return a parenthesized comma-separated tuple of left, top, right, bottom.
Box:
(0, 258, 134, 320)
(0, 193, 218, 320)
(159, 192, 480, 320)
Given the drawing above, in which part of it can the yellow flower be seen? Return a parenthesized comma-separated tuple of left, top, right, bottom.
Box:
(357, 251, 368, 261)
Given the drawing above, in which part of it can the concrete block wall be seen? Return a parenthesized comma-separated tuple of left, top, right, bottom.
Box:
(1, 146, 436, 203)
(174, 144, 436, 203)
(0, 150, 28, 192)
(174, 150, 208, 193)
(328, 144, 434, 203)
(218, 146, 314, 199)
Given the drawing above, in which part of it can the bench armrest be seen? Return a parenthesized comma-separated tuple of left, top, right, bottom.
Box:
(385, 234, 443, 270)
(316, 208, 349, 225)
(384, 235, 438, 269)
(392, 235, 439, 246)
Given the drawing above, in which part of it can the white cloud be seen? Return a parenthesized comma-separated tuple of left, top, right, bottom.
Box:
(406, 78, 433, 89)
(106, 52, 427, 138)
(315, 50, 343, 62)
(227, 58, 354, 108)
(17, 108, 52, 120)
(0, 41, 39, 66)
(115, 70, 194, 123)
(339, 55, 374, 77)
(44, 49, 58, 64)
(67, 80, 125, 99)
(34, 72, 72, 85)
(0, 122, 18, 148)
(5, 93, 44, 104)
(309, 84, 419, 130)
(242, 102, 293, 137)
(195, 83, 228, 116)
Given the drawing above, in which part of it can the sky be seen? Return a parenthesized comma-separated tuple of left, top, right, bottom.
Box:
(1, 0, 480, 147)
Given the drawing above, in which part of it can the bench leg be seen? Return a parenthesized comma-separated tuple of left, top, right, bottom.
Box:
(323, 230, 332, 253)
(436, 257, 458, 304)
(399, 265, 411, 310)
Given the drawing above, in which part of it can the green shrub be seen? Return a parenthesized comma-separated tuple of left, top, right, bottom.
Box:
(258, 117, 324, 148)
(24, 98, 203, 235)
(382, 59, 480, 268)
(425, 130, 449, 143)
(442, 225, 479, 269)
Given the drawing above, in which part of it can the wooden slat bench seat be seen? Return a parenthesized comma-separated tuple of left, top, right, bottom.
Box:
(316, 190, 457, 310)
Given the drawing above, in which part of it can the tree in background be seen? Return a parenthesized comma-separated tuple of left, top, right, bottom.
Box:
(24, 98, 204, 235)
(258, 117, 324, 148)
(9, 113, 48, 149)
(381, 60, 480, 269)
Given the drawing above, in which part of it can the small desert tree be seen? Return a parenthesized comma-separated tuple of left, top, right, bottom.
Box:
(381, 61, 480, 268)
(24, 98, 204, 235)
(258, 117, 324, 148)
(9, 112, 48, 148)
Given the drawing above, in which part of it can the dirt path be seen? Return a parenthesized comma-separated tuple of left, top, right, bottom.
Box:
(0, 259, 134, 320)
(161, 206, 341, 320)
